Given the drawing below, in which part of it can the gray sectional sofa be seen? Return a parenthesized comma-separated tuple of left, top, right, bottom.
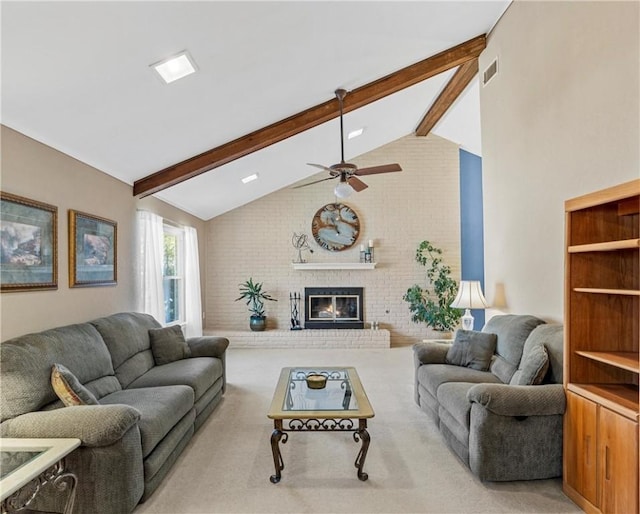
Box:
(414, 314, 565, 481)
(1, 312, 229, 513)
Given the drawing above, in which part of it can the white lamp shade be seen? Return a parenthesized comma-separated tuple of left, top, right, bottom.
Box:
(450, 280, 490, 309)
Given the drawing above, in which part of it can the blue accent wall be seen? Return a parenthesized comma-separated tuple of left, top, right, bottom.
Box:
(459, 149, 485, 330)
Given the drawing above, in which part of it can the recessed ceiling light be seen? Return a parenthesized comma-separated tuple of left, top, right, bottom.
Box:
(151, 51, 197, 84)
(241, 173, 259, 184)
(348, 127, 364, 139)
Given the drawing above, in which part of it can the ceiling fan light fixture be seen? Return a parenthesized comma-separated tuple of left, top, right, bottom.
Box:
(334, 181, 355, 198)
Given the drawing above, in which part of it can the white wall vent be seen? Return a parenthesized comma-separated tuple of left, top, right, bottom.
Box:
(482, 58, 498, 86)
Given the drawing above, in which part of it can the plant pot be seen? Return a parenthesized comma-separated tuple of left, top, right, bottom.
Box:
(250, 315, 266, 332)
(432, 330, 453, 340)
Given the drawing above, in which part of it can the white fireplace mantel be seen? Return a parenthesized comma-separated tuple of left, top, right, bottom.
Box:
(291, 262, 376, 270)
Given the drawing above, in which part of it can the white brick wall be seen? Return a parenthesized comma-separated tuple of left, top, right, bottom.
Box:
(205, 134, 460, 346)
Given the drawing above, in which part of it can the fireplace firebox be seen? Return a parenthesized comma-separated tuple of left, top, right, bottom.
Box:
(304, 287, 364, 329)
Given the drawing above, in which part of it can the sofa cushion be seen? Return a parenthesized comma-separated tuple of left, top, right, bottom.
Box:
(489, 356, 517, 384)
(437, 382, 476, 429)
(416, 382, 440, 425)
(418, 364, 501, 398)
(142, 408, 195, 484)
(527, 324, 564, 384)
(127, 357, 223, 402)
(149, 326, 191, 365)
(438, 382, 477, 464)
(91, 313, 161, 388)
(51, 364, 99, 406)
(510, 324, 564, 385)
(510, 345, 548, 386)
(84, 376, 124, 401)
(483, 315, 546, 383)
(0, 322, 116, 422)
(446, 330, 497, 371)
(99, 385, 194, 458)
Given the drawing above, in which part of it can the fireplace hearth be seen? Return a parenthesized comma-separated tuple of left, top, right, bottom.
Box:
(304, 287, 364, 329)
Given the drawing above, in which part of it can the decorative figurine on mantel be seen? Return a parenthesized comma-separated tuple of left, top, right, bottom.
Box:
(290, 292, 302, 330)
(291, 232, 314, 263)
(359, 239, 375, 263)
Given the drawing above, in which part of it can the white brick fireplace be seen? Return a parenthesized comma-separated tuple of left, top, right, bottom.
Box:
(205, 134, 461, 347)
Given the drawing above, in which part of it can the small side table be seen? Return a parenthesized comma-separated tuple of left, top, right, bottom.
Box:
(422, 338, 454, 344)
(1, 438, 80, 514)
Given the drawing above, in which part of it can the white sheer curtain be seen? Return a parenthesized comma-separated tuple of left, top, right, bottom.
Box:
(137, 210, 165, 323)
(184, 226, 203, 337)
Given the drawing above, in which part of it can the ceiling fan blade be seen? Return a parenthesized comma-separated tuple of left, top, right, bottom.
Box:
(307, 163, 335, 173)
(292, 175, 338, 189)
(355, 163, 403, 176)
(348, 176, 368, 192)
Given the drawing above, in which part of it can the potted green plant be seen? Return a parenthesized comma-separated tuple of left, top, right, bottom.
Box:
(403, 240, 462, 335)
(236, 278, 277, 332)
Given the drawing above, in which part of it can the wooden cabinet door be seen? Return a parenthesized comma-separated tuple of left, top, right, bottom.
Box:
(598, 407, 639, 514)
(565, 391, 598, 505)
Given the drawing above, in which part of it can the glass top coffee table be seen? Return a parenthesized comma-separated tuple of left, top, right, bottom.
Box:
(267, 367, 374, 483)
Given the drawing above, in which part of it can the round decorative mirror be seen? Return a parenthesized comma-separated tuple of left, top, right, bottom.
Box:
(311, 203, 360, 251)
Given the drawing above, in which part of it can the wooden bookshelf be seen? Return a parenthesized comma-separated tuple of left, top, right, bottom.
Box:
(563, 179, 640, 514)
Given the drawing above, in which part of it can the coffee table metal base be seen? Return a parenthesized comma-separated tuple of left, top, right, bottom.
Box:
(269, 418, 370, 483)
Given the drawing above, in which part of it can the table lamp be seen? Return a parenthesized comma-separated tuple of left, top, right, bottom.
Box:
(450, 280, 489, 330)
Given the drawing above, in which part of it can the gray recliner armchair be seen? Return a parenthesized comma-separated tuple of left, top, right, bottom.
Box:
(414, 314, 565, 481)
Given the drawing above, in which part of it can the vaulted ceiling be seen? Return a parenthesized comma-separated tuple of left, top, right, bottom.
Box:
(2, 1, 511, 220)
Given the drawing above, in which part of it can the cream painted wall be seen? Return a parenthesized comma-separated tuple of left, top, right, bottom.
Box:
(205, 134, 461, 346)
(480, 0, 639, 321)
(0, 126, 207, 341)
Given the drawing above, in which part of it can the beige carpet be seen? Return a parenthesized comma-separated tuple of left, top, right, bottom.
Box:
(134, 346, 581, 514)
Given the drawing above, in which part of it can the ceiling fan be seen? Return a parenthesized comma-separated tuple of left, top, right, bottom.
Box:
(294, 88, 402, 198)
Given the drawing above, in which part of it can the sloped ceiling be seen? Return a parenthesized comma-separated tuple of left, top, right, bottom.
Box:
(1, 1, 510, 220)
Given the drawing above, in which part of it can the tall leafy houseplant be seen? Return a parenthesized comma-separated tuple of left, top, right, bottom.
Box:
(236, 278, 277, 332)
(403, 241, 462, 333)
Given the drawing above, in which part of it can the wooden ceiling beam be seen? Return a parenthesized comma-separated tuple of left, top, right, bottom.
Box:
(415, 58, 479, 137)
(134, 35, 486, 197)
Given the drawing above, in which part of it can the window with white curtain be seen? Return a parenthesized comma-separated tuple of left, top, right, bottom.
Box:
(137, 210, 202, 337)
(163, 223, 184, 325)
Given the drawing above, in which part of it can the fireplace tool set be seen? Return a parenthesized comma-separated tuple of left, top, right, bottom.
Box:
(289, 292, 302, 330)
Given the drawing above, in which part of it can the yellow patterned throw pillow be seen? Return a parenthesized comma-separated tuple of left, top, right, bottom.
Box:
(51, 363, 99, 406)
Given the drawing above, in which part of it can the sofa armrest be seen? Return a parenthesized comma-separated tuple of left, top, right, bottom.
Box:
(0, 405, 141, 447)
(187, 336, 229, 393)
(467, 383, 566, 417)
(187, 336, 229, 358)
(413, 342, 449, 366)
(413, 342, 450, 406)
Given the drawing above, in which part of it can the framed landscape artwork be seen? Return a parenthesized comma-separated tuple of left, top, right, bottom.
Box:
(0, 192, 58, 292)
(69, 210, 117, 287)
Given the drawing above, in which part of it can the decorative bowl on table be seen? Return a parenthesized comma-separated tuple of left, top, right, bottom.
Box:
(306, 374, 327, 389)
